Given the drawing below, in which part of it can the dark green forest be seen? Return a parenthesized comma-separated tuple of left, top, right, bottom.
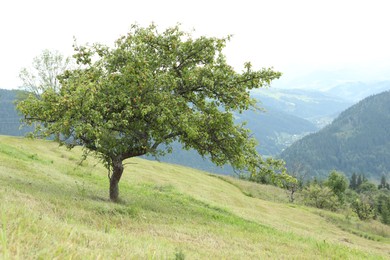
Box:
(281, 90, 390, 181)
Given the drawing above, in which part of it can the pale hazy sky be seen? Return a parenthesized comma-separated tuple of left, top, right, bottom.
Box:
(1, 0, 390, 89)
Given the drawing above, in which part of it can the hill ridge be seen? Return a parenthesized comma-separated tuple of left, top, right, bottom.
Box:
(281, 90, 390, 179)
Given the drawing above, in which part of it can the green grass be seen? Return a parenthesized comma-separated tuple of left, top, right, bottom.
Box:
(1, 135, 390, 259)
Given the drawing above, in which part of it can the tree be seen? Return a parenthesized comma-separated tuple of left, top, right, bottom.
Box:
(376, 191, 390, 224)
(356, 174, 367, 188)
(249, 158, 294, 184)
(356, 181, 377, 194)
(351, 194, 376, 220)
(302, 184, 339, 211)
(17, 24, 282, 201)
(349, 172, 357, 190)
(283, 162, 306, 203)
(19, 49, 73, 95)
(378, 175, 389, 190)
(325, 170, 348, 203)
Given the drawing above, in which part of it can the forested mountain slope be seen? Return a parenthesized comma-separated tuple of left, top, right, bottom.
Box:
(281, 90, 390, 180)
(325, 81, 390, 103)
(0, 89, 31, 136)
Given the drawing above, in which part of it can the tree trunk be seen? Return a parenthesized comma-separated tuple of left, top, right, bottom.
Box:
(289, 189, 295, 203)
(109, 158, 124, 202)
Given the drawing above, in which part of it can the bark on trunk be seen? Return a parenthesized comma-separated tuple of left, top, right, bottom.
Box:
(109, 158, 124, 202)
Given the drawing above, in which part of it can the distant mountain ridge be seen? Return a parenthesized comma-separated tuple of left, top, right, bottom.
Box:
(324, 81, 390, 102)
(280, 90, 390, 180)
(252, 88, 353, 128)
(0, 89, 31, 136)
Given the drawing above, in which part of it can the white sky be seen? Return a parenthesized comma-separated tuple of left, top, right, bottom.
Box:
(1, 0, 390, 89)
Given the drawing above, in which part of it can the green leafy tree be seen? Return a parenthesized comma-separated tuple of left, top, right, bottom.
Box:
(356, 181, 377, 194)
(349, 172, 357, 190)
(249, 158, 294, 184)
(378, 175, 389, 190)
(344, 188, 359, 204)
(249, 158, 297, 202)
(302, 184, 339, 211)
(351, 194, 376, 220)
(356, 174, 367, 188)
(282, 162, 305, 203)
(17, 24, 282, 201)
(376, 191, 390, 224)
(325, 170, 348, 203)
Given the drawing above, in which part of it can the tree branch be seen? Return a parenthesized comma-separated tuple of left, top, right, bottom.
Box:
(150, 132, 182, 151)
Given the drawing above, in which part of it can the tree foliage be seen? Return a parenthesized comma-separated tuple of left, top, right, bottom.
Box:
(351, 194, 376, 220)
(378, 175, 390, 190)
(302, 184, 339, 211)
(19, 49, 73, 95)
(325, 170, 348, 203)
(376, 191, 390, 224)
(303, 171, 390, 225)
(17, 24, 282, 201)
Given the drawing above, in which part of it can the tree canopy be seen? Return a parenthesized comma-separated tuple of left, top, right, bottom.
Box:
(19, 49, 73, 95)
(17, 24, 282, 201)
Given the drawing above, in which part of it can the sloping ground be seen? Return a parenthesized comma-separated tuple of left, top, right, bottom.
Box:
(0, 135, 389, 259)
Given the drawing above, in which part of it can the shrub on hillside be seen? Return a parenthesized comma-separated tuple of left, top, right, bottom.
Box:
(302, 184, 339, 211)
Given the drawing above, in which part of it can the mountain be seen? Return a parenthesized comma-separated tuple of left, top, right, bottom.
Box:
(274, 67, 390, 92)
(236, 106, 318, 154)
(325, 81, 390, 103)
(273, 69, 355, 91)
(280, 91, 390, 180)
(0, 89, 31, 136)
(251, 88, 354, 128)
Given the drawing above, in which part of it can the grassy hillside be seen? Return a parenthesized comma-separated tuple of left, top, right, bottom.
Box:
(1, 135, 389, 259)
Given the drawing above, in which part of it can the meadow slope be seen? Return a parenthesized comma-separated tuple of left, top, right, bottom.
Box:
(0, 135, 389, 259)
